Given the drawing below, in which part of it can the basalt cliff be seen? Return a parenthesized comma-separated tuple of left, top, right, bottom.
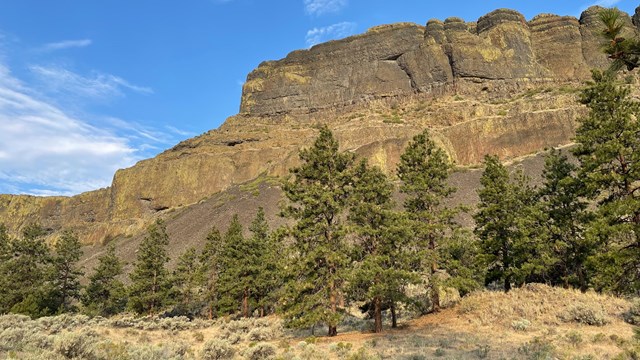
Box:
(1, 6, 639, 247)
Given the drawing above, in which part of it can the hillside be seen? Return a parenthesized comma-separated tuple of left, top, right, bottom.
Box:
(1, 6, 639, 250)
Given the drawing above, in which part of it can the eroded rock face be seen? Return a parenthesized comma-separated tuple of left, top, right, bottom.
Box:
(1, 6, 638, 244)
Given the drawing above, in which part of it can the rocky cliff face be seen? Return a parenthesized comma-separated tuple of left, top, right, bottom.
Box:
(0, 6, 638, 244)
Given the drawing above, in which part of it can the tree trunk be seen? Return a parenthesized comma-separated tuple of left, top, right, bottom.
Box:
(373, 297, 382, 333)
(328, 280, 338, 336)
(504, 274, 512, 292)
(242, 288, 249, 318)
(328, 325, 337, 337)
(390, 302, 398, 328)
(208, 305, 213, 320)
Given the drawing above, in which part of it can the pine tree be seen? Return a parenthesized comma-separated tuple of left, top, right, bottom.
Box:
(217, 214, 260, 317)
(50, 230, 84, 313)
(82, 243, 127, 316)
(128, 219, 173, 315)
(199, 227, 223, 319)
(4, 224, 53, 317)
(599, 8, 640, 72)
(348, 160, 418, 333)
(573, 71, 640, 294)
(539, 149, 593, 290)
(397, 130, 457, 309)
(281, 126, 354, 336)
(249, 207, 281, 317)
(474, 155, 543, 291)
(173, 247, 202, 317)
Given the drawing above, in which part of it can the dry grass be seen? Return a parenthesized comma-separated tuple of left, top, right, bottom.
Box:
(1, 285, 638, 359)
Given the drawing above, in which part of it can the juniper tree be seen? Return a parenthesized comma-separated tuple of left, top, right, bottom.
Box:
(82, 243, 127, 316)
(348, 160, 418, 333)
(173, 247, 203, 317)
(539, 149, 593, 290)
(474, 155, 544, 292)
(573, 71, 640, 294)
(397, 130, 457, 309)
(199, 227, 223, 319)
(281, 126, 354, 336)
(50, 230, 84, 313)
(128, 219, 173, 315)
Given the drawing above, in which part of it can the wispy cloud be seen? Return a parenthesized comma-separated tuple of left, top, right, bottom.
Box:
(41, 39, 92, 51)
(29, 65, 153, 100)
(0, 63, 140, 195)
(306, 22, 356, 47)
(304, 0, 347, 16)
(166, 125, 196, 137)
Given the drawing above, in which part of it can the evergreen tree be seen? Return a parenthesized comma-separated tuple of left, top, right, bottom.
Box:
(249, 207, 281, 317)
(397, 130, 457, 309)
(599, 8, 640, 72)
(4, 224, 53, 317)
(217, 214, 259, 317)
(437, 229, 484, 296)
(50, 230, 84, 313)
(82, 243, 127, 316)
(573, 71, 640, 294)
(199, 227, 223, 319)
(474, 155, 544, 291)
(539, 149, 593, 290)
(281, 126, 354, 336)
(348, 160, 418, 333)
(173, 247, 202, 317)
(128, 219, 173, 315)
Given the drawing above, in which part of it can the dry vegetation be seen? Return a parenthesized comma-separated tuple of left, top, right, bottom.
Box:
(1, 284, 638, 359)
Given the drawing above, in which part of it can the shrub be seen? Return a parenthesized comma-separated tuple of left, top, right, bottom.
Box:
(518, 337, 555, 360)
(53, 332, 96, 359)
(624, 299, 640, 325)
(194, 331, 205, 342)
(562, 304, 610, 326)
(248, 327, 273, 341)
(565, 331, 583, 347)
(512, 318, 531, 331)
(200, 339, 235, 360)
(243, 342, 276, 360)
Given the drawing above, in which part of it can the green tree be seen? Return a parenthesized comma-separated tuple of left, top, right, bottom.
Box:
(474, 155, 544, 291)
(249, 207, 282, 317)
(3, 224, 54, 317)
(199, 227, 223, 319)
(348, 160, 418, 333)
(128, 220, 173, 315)
(573, 71, 640, 294)
(50, 230, 84, 313)
(599, 8, 640, 72)
(173, 247, 203, 317)
(539, 149, 593, 290)
(281, 126, 354, 336)
(82, 243, 127, 316)
(397, 130, 457, 309)
(217, 214, 258, 317)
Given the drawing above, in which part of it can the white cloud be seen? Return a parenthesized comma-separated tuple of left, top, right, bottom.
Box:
(304, 0, 348, 16)
(306, 22, 356, 47)
(29, 65, 153, 100)
(41, 39, 92, 51)
(0, 70, 139, 195)
(590, 0, 622, 7)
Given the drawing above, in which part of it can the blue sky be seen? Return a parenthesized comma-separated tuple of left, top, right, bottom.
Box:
(0, 0, 636, 196)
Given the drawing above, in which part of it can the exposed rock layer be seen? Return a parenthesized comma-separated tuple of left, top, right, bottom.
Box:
(1, 6, 638, 244)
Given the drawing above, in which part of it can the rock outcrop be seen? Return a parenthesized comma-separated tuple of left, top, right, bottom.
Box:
(1, 6, 638, 244)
